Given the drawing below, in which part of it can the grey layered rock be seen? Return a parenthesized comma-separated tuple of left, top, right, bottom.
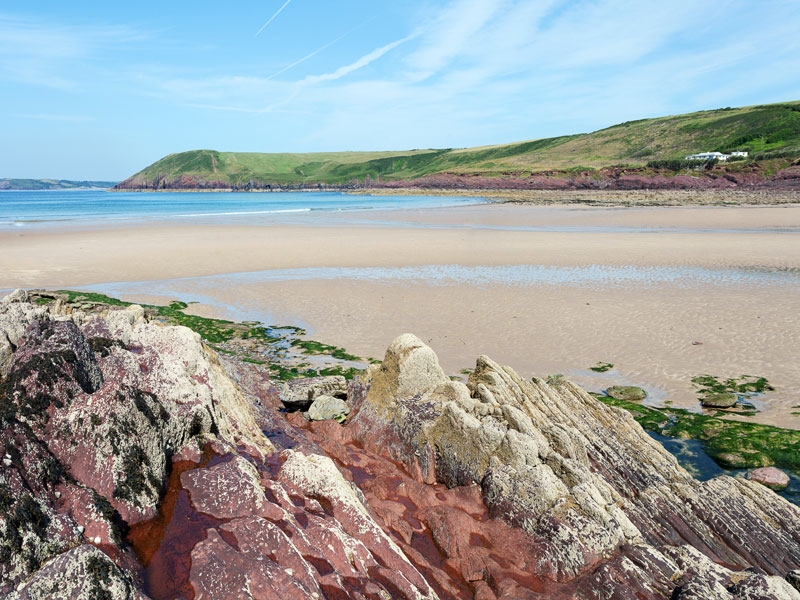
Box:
(307, 394, 349, 421)
(348, 334, 800, 587)
(279, 375, 347, 410)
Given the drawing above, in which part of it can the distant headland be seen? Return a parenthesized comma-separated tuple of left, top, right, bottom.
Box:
(114, 100, 800, 192)
(0, 178, 118, 191)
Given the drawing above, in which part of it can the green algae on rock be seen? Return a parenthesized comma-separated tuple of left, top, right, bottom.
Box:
(605, 385, 647, 402)
(700, 392, 738, 408)
(594, 393, 800, 471)
(32, 290, 370, 382)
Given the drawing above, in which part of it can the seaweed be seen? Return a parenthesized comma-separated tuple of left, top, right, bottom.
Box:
(87, 337, 125, 358)
(27, 289, 369, 385)
(0, 483, 14, 511)
(112, 444, 156, 505)
(131, 389, 168, 426)
(594, 393, 800, 470)
(86, 555, 114, 600)
(92, 492, 127, 544)
(692, 374, 774, 397)
(293, 339, 361, 361)
(0, 494, 51, 571)
(589, 362, 614, 373)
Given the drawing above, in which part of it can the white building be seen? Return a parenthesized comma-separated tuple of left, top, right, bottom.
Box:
(685, 151, 729, 161)
(684, 151, 748, 161)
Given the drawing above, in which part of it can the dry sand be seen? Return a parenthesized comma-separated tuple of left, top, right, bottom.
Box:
(2, 202, 799, 427)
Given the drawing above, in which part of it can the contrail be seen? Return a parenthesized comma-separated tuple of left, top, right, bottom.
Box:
(265, 29, 353, 80)
(264, 15, 378, 80)
(255, 0, 293, 37)
(301, 32, 418, 84)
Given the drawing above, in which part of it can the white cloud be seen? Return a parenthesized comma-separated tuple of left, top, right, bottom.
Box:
(403, 0, 506, 80)
(0, 14, 147, 88)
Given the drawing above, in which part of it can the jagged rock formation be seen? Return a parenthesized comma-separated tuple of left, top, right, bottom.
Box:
(2, 294, 799, 599)
(348, 334, 800, 597)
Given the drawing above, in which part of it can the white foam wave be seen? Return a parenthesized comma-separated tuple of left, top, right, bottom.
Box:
(174, 208, 312, 217)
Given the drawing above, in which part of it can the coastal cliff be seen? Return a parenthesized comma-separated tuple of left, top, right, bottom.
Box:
(114, 101, 800, 193)
(2, 291, 799, 599)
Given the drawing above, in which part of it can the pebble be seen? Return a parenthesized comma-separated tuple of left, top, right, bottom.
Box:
(77, 525, 85, 534)
(93, 536, 101, 544)
(54, 491, 61, 499)
(2, 458, 11, 467)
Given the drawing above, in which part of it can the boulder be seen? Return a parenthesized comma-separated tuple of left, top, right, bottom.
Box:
(1, 301, 273, 594)
(279, 375, 347, 410)
(307, 394, 349, 422)
(605, 385, 648, 401)
(747, 466, 791, 490)
(701, 392, 738, 408)
(1, 289, 29, 304)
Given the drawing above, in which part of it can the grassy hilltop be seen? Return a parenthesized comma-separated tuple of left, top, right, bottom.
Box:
(118, 100, 800, 189)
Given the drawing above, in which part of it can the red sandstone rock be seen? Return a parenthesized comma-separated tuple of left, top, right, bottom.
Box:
(747, 467, 791, 490)
(5, 298, 800, 600)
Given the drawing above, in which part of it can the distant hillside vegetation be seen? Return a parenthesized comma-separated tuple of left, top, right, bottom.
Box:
(0, 179, 117, 190)
(117, 100, 800, 190)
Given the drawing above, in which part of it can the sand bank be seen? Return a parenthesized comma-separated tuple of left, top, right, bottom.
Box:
(2, 203, 798, 427)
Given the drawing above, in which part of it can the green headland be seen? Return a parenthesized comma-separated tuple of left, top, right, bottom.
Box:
(117, 100, 800, 189)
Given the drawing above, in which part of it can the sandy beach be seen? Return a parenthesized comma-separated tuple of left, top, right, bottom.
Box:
(2, 201, 799, 428)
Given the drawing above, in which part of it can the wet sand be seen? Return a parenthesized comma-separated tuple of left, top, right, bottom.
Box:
(2, 202, 799, 427)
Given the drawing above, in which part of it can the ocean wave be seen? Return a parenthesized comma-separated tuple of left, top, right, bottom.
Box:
(173, 208, 313, 217)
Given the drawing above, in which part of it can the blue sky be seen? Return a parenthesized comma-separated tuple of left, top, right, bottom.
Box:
(2, 0, 799, 180)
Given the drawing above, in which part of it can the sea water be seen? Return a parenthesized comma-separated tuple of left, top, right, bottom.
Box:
(0, 189, 481, 228)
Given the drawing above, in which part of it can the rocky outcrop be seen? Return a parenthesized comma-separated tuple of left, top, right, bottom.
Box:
(348, 334, 800, 597)
(3, 294, 800, 600)
(279, 375, 348, 410)
(0, 293, 272, 595)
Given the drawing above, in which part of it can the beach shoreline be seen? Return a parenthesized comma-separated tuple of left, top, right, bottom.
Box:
(348, 187, 800, 206)
(2, 200, 799, 428)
